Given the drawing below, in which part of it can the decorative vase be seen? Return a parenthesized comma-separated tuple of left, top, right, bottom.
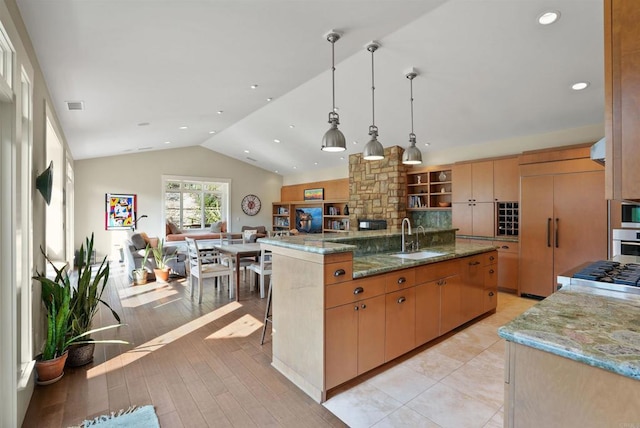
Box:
(154, 268, 171, 283)
(35, 351, 68, 385)
(66, 343, 95, 367)
(132, 269, 148, 285)
(439, 171, 447, 181)
(344, 204, 349, 216)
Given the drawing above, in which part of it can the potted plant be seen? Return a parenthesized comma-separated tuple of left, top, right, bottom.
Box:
(34, 234, 128, 377)
(152, 239, 176, 282)
(65, 234, 124, 366)
(131, 244, 151, 285)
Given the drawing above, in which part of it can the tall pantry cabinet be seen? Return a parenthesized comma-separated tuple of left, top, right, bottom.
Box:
(519, 153, 607, 298)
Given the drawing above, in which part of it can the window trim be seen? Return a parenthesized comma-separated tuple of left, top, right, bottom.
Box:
(162, 175, 231, 233)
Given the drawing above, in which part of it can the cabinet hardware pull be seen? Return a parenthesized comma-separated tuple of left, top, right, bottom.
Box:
(469, 261, 480, 266)
(489, 291, 495, 297)
(334, 269, 346, 277)
(555, 218, 559, 248)
(489, 256, 495, 261)
(361, 304, 366, 309)
(547, 218, 551, 247)
(501, 245, 509, 249)
(489, 269, 495, 274)
(397, 297, 406, 304)
(354, 306, 359, 311)
(353, 287, 364, 295)
(397, 277, 406, 284)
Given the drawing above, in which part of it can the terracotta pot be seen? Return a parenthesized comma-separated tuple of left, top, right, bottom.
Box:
(35, 351, 68, 385)
(154, 268, 171, 282)
(66, 342, 95, 367)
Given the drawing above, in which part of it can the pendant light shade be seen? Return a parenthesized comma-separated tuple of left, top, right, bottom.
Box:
(363, 42, 384, 161)
(321, 31, 346, 152)
(402, 71, 423, 165)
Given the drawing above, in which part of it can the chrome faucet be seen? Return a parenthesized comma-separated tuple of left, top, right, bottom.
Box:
(401, 217, 412, 252)
(415, 225, 425, 250)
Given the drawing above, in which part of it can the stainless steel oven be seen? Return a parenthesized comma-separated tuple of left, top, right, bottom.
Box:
(612, 228, 640, 257)
(621, 202, 640, 228)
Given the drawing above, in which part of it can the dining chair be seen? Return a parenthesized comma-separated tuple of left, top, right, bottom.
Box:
(185, 237, 234, 303)
(248, 248, 272, 298)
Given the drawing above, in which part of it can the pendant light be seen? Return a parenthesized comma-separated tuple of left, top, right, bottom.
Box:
(321, 31, 346, 152)
(402, 70, 423, 165)
(362, 42, 384, 161)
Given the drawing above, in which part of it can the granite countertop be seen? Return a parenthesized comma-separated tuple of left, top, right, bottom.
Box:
(498, 284, 640, 380)
(259, 230, 496, 278)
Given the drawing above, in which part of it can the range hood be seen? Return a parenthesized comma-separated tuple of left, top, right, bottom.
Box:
(591, 137, 605, 164)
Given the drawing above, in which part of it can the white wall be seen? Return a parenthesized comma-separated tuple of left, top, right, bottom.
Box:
(74, 145, 282, 260)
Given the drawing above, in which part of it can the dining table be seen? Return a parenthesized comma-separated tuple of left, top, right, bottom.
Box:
(212, 242, 262, 302)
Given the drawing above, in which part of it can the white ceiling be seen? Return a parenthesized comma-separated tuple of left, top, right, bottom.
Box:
(17, 0, 604, 176)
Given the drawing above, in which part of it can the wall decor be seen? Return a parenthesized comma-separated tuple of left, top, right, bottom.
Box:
(304, 188, 324, 201)
(241, 194, 262, 216)
(105, 193, 136, 230)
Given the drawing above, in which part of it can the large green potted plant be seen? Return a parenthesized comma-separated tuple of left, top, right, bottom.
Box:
(131, 244, 151, 285)
(152, 238, 176, 282)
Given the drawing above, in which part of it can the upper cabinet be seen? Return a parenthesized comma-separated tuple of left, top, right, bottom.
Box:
(452, 161, 494, 203)
(493, 157, 520, 202)
(605, 0, 640, 200)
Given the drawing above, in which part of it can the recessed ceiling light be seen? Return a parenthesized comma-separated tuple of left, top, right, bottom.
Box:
(137, 122, 150, 127)
(209, 130, 217, 134)
(217, 110, 224, 115)
(164, 141, 171, 144)
(314, 162, 318, 165)
(538, 11, 560, 25)
(275, 170, 279, 173)
(250, 84, 258, 89)
(289, 124, 295, 129)
(179, 126, 188, 130)
(274, 139, 280, 143)
(572, 81, 590, 90)
(353, 141, 358, 145)
(266, 98, 273, 102)
(244, 150, 250, 153)
(293, 166, 297, 169)
(424, 143, 430, 147)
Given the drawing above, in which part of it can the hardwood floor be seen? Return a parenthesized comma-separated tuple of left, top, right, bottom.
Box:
(22, 263, 345, 427)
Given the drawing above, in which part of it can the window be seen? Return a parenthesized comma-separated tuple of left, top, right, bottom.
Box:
(163, 177, 230, 230)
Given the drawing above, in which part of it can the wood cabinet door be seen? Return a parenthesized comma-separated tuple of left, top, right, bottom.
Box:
(452, 163, 472, 202)
(482, 287, 498, 312)
(472, 161, 494, 202)
(519, 175, 554, 297)
(357, 294, 386, 375)
(440, 274, 462, 335)
(553, 171, 607, 281)
(415, 281, 440, 346)
(494, 241, 519, 292)
(385, 287, 416, 362)
(493, 157, 520, 202)
(452, 203, 473, 235)
(325, 304, 358, 389)
(472, 202, 495, 237)
(459, 256, 485, 321)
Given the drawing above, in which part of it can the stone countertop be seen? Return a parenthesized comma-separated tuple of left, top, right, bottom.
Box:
(498, 284, 640, 380)
(259, 230, 496, 279)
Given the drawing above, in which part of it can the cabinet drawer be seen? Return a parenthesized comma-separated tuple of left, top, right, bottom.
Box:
(484, 251, 498, 266)
(385, 269, 416, 292)
(485, 265, 498, 288)
(415, 259, 458, 283)
(325, 276, 386, 309)
(324, 254, 353, 286)
(494, 241, 519, 254)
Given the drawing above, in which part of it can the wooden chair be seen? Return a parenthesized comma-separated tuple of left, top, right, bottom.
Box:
(248, 248, 272, 298)
(185, 237, 233, 303)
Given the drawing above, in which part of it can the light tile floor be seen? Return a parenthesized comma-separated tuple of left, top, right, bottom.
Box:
(323, 292, 537, 428)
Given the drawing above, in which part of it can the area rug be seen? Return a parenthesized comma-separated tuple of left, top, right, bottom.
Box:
(70, 405, 159, 428)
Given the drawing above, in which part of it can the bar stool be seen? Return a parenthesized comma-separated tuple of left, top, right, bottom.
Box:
(260, 279, 273, 345)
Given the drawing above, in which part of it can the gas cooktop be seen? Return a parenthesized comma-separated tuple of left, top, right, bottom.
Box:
(557, 260, 640, 295)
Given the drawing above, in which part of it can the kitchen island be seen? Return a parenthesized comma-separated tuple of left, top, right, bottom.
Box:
(498, 283, 640, 427)
(259, 228, 498, 403)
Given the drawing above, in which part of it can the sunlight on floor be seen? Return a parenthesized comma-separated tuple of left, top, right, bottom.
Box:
(206, 314, 262, 339)
(118, 282, 180, 308)
(86, 300, 243, 379)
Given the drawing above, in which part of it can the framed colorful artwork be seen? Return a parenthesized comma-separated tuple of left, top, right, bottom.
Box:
(105, 193, 136, 230)
(303, 188, 324, 201)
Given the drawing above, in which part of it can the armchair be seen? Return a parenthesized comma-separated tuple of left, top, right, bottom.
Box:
(241, 225, 267, 243)
(124, 232, 186, 280)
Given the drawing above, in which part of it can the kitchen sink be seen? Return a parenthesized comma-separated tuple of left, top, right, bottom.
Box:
(391, 251, 445, 260)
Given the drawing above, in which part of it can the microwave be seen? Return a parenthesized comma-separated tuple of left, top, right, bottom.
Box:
(621, 202, 640, 228)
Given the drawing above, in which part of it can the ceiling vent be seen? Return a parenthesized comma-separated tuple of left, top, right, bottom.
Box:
(65, 101, 84, 111)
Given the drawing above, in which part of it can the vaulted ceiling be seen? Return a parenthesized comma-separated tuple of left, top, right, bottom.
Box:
(17, 0, 604, 176)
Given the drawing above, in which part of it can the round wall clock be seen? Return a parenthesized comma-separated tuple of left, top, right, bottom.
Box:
(241, 194, 261, 216)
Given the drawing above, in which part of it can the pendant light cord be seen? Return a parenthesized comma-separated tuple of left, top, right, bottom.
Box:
(331, 39, 336, 113)
(410, 77, 414, 134)
(370, 47, 376, 126)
